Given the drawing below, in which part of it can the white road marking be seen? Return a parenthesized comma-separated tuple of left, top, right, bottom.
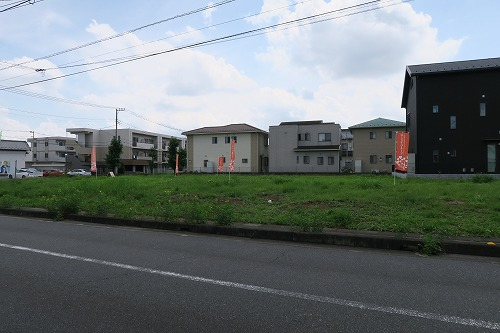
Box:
(1, 242, 499, 330)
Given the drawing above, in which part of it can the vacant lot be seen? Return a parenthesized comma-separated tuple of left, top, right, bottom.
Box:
(1, 174, 499, 237)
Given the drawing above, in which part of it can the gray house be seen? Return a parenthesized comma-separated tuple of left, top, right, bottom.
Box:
(269, 121, 341, 173)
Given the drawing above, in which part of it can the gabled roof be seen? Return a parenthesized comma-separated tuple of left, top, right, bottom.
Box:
(349, 118, 405, 129)
(0, 140, 30, 151)
(182, 123, 267, 135)
(401, 57, 500, 107)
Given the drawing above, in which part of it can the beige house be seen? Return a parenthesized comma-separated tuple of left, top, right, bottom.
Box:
(182, 124, 268, 173)
(349, 118, 406, 173)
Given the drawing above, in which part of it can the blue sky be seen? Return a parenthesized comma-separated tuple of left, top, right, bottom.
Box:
(0, 0, 498, 141)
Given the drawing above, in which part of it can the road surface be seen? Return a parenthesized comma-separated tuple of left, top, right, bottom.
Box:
(1, 215, 499, 332)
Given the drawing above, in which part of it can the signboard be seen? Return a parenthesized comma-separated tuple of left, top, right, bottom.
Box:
(90, 146, 97, 172)
(218, 157, 224, 173)
(229, 139, 235, 172)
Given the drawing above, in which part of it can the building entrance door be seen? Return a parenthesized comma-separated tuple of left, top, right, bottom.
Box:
(487, 143, 498, 173)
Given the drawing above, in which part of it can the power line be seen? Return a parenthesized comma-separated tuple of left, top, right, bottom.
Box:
(0, 0, 409, 92)
(0, 0, 44, 13)
(0, 0, 237, 72)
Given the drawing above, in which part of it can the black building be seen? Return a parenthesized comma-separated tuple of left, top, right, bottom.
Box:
(401, 57, 500, 174)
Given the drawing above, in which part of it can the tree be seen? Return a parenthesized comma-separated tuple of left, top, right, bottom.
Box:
(178, 147, 187, 171)
(166, 138, 180, 170)
(105, 137, 123, 174)
(148, 147, 157, 174)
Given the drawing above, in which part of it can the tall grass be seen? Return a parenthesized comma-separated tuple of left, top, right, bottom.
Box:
(1, 174, 499, 237)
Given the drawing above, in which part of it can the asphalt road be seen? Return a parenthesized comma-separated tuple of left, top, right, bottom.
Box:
(1, 215, 499, 332)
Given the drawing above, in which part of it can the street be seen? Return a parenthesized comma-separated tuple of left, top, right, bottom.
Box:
(1, 214, 499, 332)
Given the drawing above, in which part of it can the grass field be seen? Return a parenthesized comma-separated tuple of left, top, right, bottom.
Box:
(1, 174, 499, 238)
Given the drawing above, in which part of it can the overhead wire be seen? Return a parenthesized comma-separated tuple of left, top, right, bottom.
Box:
(0, 0, 236, 72)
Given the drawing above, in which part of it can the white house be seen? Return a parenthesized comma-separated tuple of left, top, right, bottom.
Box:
(182, 124, 269, 173)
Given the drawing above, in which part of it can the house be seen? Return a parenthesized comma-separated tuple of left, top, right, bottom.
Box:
(66, 128, 186, 174)
(182, 124, 268, 173)
(349, 118, 405, 173)
(268, 120, 341, 173)
(0, 140, 31, 178)
(26, 136, 77, 172)
(341, 129, 354, 172)
(401, 57, 500, 174)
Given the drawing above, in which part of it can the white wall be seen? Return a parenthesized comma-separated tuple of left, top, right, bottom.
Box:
(0, 151, 27, 175)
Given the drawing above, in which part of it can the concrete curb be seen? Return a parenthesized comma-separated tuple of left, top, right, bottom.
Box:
(1, 208, 499, 258)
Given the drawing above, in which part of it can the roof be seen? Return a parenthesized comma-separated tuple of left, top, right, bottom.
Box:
(279, 120, 324, 126)
(349, 118, 405, 129)
(341, 129, 353, 140)
(0, 140, 30, 151)
(182, 123, 267, 135)
(401, 57, 500, 107)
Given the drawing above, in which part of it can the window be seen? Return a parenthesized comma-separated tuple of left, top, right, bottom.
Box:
(450, 116, 457, 129)
(370, 155, 377, 164)
(57, 152, 66, 158)
(45, 142, 48, 147)
(317, 157, 324, 165)
(328, 156, 335, 165)
(318, 133, 331, 142)
(242, 158, 248, 163)
(44, 153, 48, 158)
(203, 160, 208, 167)
(296, 156, 299, 164)
(385, 155, 393, 163)
(480, 102, 486, 117)
(433, 150, 439, 163)
(212, 137, 218, 144)
(298, 133, 310, 141)
(303, 156, 310, 164)
(385, 131, 392, 139)
(231, 136, 237, 143)
(33, 153, 37, 159)
(225, 136, 230, 144)
(369, 132, 376, 140)
(33, 142, 37, 147)
(433, 105, 439, 113)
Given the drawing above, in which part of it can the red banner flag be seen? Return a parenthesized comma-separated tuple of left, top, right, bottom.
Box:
(395, 132, 410, 172)
(218, 157, 224, 173)
(90, 146, 97, 173)
(229, 139, 235, 172)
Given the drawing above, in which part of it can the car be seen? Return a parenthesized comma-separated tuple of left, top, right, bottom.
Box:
(43, 169, 65, 177)
(16, 168, 43, 178)
(67, 169, 91, 176)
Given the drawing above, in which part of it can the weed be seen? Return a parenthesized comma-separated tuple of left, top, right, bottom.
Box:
(418, 234, 443, 256)
(212, 202, 235, 225)
(46, 194, 80, 220)
(471, 174, 494, 183)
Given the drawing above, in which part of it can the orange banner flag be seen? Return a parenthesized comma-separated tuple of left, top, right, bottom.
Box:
(90, 146, 97, 173)
(395, 132, 410, 172)
(229, 139, 235, 172)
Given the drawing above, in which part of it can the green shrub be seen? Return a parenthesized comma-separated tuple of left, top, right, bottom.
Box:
(471, 174, 494, 183)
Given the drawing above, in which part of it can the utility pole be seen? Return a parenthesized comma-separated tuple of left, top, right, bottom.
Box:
(115, 108, 125, 139)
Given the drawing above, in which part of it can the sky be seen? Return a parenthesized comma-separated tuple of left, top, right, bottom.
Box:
(0, 0, 499, 141)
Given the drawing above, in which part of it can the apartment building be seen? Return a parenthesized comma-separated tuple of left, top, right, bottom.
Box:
(66, 128, 186, 174)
